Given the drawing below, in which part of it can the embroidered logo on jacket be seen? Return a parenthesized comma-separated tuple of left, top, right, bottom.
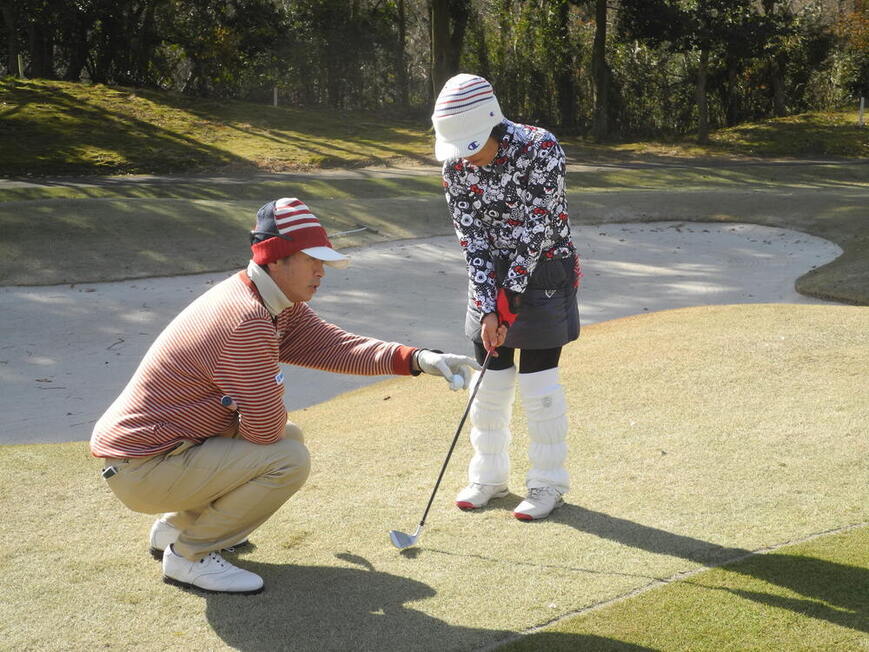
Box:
(275, 372, 285, 385)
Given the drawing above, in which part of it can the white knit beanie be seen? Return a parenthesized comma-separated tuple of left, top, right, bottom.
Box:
(431, 74, 504, 162)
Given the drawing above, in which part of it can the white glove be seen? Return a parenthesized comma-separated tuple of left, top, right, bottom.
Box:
(416, 350, 481, 391)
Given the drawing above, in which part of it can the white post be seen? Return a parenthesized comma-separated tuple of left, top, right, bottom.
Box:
(860, 97, 865, 127)
(17, 54, 25, 78)
(273, 87, 278, 107)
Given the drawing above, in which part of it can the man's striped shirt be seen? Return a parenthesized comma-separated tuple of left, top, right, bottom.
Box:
(91, 271, 415, 458)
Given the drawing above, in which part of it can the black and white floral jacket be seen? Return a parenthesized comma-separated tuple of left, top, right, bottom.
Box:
(441, 119, 577, 316)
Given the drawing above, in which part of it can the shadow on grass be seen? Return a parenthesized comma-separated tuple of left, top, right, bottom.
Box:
(0, 173, 443, 203)
(550, 505, 868, 632)
(701, 553, 869, 634)
(0, 197, 255, 285)
(202, 557, 505, 651)
(201, 554, 661, 651)
(0, 80, 250, 175)
(125, 86, 435, 169)
(712, 121, 868, 158)
(498, 632, 656, 651)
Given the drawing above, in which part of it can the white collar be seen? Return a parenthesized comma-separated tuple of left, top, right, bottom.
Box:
(246, 260, 294, 317)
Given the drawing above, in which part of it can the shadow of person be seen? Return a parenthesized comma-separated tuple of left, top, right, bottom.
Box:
(549, 504, 868, 629)
(204, 556, 511, 651)
(709, 553, 869, 633)
(498, 632, 657, 651)
(550, 504, 750, 567)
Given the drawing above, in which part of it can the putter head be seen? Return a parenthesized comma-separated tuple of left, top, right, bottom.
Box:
(389, 526, 422, 550)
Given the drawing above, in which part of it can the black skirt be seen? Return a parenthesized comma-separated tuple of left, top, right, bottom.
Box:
(465, 256, 580, 350)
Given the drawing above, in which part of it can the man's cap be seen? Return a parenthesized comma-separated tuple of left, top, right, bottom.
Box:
(431, 74, 504, 162)
(250, 198, 350, 268)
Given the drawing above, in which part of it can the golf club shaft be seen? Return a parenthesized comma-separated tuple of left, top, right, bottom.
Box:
(415, 350, 493, 529)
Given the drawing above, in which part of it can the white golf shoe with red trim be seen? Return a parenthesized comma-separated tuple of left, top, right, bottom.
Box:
(455, 482, 509, 510)
(512, 487, 565, 520)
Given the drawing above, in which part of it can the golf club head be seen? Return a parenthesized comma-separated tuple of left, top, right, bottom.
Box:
(389, 525, 422, 550)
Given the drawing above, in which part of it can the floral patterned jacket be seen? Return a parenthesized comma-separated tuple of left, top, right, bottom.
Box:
(442, 119, 577, 316)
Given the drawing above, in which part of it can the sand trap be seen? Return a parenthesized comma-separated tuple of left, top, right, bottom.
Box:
(0, 221, 841, 445)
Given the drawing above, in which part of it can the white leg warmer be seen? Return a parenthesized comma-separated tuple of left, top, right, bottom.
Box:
(468, 366, 517, 486)
(518, 367, 570, 494)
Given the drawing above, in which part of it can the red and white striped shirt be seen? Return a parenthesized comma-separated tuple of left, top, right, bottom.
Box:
(90, 271, 416, 458)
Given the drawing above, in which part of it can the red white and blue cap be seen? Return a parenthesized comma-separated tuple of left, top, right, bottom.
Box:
(250, 197, 349, 268)
(432, 74, 504, 161)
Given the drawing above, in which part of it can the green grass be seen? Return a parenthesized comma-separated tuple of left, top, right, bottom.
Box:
(0, 305, 866, 651)
(1, 79, 866, 177)
(500, 527, 869, 651)
(0, 78, 434, 175)
(0, 160, 866, 204)
(710, 111, 869, 159)
(562, 111, 869, 161)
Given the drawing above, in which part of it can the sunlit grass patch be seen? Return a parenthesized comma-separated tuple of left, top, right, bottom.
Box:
(500, 527, 868, 651)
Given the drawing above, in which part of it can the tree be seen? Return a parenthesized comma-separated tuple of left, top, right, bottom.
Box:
(1, 1, 20, 76)
(395, 0, 410, 107)
(619, 0, 765, 142)
(590, 0, 608, 140)
(430, 0, 469, 96)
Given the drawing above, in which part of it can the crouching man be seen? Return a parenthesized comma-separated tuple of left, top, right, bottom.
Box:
(91, 198, 478, 594)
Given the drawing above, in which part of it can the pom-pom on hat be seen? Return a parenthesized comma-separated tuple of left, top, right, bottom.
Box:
(250, 198, 350, 268)
(431, 73, 504, 162)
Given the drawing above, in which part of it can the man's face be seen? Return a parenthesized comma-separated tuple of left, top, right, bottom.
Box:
(463, 136, 499, 167)
(267, 251, 325, 303)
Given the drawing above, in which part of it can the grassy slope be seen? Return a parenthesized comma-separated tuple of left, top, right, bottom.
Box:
(0, 79, 433, 175)
(1, 78, 866, 176)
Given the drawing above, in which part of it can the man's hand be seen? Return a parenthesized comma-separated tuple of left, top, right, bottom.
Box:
(416, 351, 481, 390)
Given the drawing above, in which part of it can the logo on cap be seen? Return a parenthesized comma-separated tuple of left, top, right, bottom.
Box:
(467, 141, 480, 151)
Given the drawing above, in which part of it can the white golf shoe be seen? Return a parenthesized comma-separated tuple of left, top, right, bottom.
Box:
(455, 483, 509, 510)
(163, 546, 263, 594)
(512, 487, 565, 521)
(149, 518, 249, 559)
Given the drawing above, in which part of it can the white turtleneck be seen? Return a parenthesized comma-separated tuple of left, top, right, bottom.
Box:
(246, 260, 294, 317)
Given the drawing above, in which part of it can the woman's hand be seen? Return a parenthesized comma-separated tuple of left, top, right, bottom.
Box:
(481, 312, 507, 354)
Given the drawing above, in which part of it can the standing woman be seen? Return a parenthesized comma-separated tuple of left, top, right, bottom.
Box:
(432, 74, 581, 520)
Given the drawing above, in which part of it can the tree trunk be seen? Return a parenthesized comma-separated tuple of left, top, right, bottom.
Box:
(396, 0, 409, 107)
(469, 6, 491, 81)
(431, 0, 468, 96)
(2, 5, 19, 77)
(726, 58, 738, 126)
(771, 56, 786, 116)
(761, 0, 787, 116)
(446, 0, 469, 75)
(131, 1, 159, 86)
(28, 12, 56, 80)
(555, 0, 576, 131)
(696, 47, 710, 144)
(63, 2, 96, 82)
(591, 0, 608, 141)
(431, 0, 450, 95)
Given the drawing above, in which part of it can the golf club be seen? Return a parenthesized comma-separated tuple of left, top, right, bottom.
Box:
(389, 350, 494, 550)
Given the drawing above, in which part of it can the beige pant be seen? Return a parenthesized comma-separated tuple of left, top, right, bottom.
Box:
(103, 423, 310, 561)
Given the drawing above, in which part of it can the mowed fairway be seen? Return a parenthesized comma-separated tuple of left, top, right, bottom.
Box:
(0, 304, 865, 651)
